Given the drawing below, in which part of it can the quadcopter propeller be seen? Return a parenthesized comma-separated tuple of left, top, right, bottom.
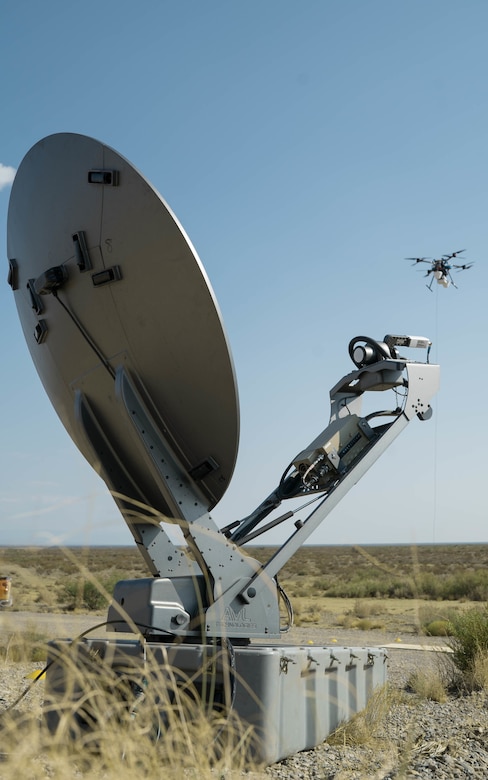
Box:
(405, 257, 431, 265)
(453, 262, 474, 271)
(442, 249, 466, 260)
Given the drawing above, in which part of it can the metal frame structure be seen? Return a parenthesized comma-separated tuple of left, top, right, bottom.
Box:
(44, 333, 439, 763)
(106, 335, 439, 642)
(7, 134, 440, 764)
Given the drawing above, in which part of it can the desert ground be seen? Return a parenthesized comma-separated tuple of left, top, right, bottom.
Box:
(1, 543, 486, 633)
(1, 544, 487, 779)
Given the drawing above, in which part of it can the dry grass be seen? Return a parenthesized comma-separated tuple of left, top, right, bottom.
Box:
(1, 541, 487, 777)
(406, 668, 448, 702)
(0, 636, 264, 779)
(3, 543, 488, 610)
(1, 545, 482, 638)
(327, 684, 398, 747)
(258, 543, 488, 601)
(469, 650, 488, 691)
(0, 546, 146, 612)
(0, 622, 49, 662)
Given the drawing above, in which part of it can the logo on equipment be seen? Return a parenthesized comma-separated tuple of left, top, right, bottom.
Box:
(219, 606, 258, 631)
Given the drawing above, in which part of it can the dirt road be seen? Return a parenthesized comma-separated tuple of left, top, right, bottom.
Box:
(1, 610, 450, 655)
(0, 611, 106, 640)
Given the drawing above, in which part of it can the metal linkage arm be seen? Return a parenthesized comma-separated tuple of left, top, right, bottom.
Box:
(109, 334, 439, 640)
(212, 335, 439, 615)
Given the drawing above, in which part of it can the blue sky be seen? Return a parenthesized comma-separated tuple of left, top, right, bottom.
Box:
(1, 0, 487, 548)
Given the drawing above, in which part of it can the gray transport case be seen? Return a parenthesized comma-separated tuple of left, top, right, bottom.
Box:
(45, 638, 387, 764)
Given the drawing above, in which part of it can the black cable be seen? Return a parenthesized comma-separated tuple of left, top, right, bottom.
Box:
(278, 459, 295, 487)
(277, 577, 294, 633)
(52, 291, 115, 379)
(1, 619, 176, 714)
(3, 618, 238, 749)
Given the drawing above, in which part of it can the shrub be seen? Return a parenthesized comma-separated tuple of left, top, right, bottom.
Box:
(423, 620, 451, 637)
(61, 581, 107, 611)
(354, 617, 373, 631)
(447, 605, 488, 690)
(470, 650, 488, 690)
(0, 623, 49, 662)
(293, 603, 322, 626)
(353, 600, 376, 619)
(354, 618, 386, 631)
(60, 574, 122, 611)
(406, 668, 447, 702)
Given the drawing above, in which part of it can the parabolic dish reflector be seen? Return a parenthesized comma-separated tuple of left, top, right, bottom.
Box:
(7, 133, 239, 520)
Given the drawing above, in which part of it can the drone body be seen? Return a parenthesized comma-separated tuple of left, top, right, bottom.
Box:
(406, 250, 474, 290)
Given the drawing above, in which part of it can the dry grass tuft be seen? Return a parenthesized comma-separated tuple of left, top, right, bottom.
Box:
(0, 622, 49, 663)
(334, 612, 385, 631)
(462, 649, 488, 692)
(0, 637, 264, 779)
(406, 668, 448, 702)
(326, 684, 396, 747)
(353, 599, 379, 619)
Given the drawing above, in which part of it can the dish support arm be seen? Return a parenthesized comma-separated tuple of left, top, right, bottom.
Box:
(204, 353, 439, 631)
(107, 336, 439, 640)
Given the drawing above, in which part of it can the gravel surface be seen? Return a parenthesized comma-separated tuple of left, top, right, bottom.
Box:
(259, 628, 488, 779)
(1, 615, 488, 778)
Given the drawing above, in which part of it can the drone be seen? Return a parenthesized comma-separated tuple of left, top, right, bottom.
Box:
(406, 250, 474, 290)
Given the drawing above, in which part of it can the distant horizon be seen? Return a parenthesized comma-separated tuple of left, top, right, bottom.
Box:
(2, 541, 487, 549)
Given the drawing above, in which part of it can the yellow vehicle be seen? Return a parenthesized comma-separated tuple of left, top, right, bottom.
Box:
(0, 576, 12, 608)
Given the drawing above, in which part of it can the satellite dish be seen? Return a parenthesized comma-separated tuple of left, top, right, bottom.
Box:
(7, 133, 239, 522)
(8, 135, 441, 765)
